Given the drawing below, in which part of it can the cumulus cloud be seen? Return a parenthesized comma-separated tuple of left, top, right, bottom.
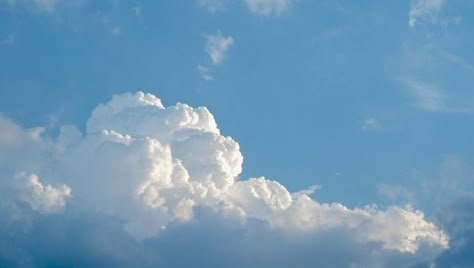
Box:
(409, 0, 443, 28)
(13, 172, 71, 214)
(205, 31, 234, 65)
(0, 92, 450, 266)
(244, 0, 292, 16)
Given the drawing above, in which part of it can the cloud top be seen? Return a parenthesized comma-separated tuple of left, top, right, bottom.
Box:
(0, 92, 449, 265)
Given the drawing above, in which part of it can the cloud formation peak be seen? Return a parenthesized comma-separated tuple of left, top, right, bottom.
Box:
(0, 92, 449, 266)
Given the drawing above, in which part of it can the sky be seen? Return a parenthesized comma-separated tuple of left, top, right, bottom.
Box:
(0, 0, 474, 267)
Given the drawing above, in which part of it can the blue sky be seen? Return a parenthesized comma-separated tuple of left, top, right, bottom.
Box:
(1, 0, 474, 267)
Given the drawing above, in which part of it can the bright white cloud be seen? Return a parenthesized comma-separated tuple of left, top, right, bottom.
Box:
(409, 0, 443, 28)
(205, 31, 234, 65)
(0, 92, 449, 261)
(244, 0, 292, 16)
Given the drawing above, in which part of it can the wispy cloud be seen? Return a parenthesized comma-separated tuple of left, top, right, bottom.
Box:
(198, 0, 293, 15)
(402, 79, 445, 112)
(199, 0, 224, 13)
(32, 0, 59, 12)
(409, 0, 443, 29)
(132, 3, 144, 23)
(197, 64, 214, 81)
(244, 0, 292, 16)
(5, 0, 62, 13)
(438, 50, 474, 74)
(361, 118, 381, 131)
(205, 30, 234, 65)
(378, 184, 415, 204)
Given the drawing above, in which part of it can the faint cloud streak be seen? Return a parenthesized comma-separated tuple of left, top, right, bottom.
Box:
(205, 30, 234, 65)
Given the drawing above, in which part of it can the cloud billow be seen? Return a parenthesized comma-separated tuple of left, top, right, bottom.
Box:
(0, 92, 449, 267)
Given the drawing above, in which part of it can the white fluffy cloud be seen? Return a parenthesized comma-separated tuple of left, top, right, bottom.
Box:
(409, 0, 443, 28)
(205, 31, 234, 65)
(0, 92, 449, 265)
(244, 0, 292, 16)
(13, 172, 71, 214)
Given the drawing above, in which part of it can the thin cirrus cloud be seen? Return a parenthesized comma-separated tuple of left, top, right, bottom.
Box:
(0, 91, 450, 266)
(197, 31, 233, 81)
(408, 0, 443, 28)
(403, 79, 446, 112)
(198, 0, 225, 13)
(197, 64, 214, 81)
(361, 118, 381, 131)
(401, 79, 472, 113)
(244, 0, 292, 16)
(4, 0, 61, 12)
(198, 0, 293, 16)
(205, 30, 234, 65)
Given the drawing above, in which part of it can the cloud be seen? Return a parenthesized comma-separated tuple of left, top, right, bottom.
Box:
(197, 64, 214, 81)
(401, 79, 447, 112)
(205, 31, 234, 65)
(0, 92, 450, 266)
(199, 0, 225, 13)
(378, 184, 415, 205)
(5, 0, 61, 12)
(33, 0, 58, 12)
(408, 0, 443, 29)
(132, 3, 144, 23)
(433, 193, 474, 267)
(439, 50, 474, 74)
(361, 118, 381, 131)
(198, 0, 292, 15)
(13, 172, 71, 214)
(244, 0, 292, 16)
